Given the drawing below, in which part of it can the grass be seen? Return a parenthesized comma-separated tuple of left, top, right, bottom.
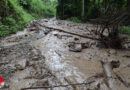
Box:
(67, 17, 81, 23)
(120, 26, 130, 34)
(120, 26, 130, 38)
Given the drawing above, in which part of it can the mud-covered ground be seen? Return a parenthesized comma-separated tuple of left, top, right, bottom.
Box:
(0, 18, 130, 90)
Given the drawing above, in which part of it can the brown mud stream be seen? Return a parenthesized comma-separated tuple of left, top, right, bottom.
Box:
(0, 18, 130, 90)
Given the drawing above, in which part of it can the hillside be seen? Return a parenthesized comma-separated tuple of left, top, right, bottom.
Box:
(0, 0, 57, 37)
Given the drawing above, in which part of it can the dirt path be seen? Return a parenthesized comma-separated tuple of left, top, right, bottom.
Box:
(0, 18, 130, 90)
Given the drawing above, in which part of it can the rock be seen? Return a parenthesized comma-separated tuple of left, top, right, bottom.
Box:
(68, 42, 82, 52)
(108, 49, 117, 54)
(128, 43, 130, 48)
(96, 41, 105, 48)
(89, 41, 96, 48)
(32, 56, 39, 61)
(123, 55, 130, 58)
(82, 43, 89, 49)
(44, 28, 51, 35)
(111, 60, 120, 69)
(74, 37, 79, 41)
(32, 49, 39, 55)
(15, 59, 27, 70)
(54, 34, 62, 39)
(0, 48, 2, 51)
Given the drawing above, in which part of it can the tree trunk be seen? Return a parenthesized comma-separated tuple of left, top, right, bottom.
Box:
(81, 0, 85, 21)
(127, 0, 130, 13)
(127, 0, 130, 25)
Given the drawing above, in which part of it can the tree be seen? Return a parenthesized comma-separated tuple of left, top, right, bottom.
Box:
(0, 0, 8, 18)
(127, 0, 130, 13)
(81, 0, 85, 21)
(56, 0, 66, 19)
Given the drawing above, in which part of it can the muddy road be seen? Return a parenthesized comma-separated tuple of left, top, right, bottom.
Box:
(0, 18, 130, 90)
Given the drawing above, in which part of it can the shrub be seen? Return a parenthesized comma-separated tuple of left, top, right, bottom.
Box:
(0, 24, 10, 37)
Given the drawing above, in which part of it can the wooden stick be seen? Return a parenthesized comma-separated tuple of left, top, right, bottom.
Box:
(21, 81, 94, 90)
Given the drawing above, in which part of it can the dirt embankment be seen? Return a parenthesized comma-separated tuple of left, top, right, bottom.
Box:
(0, 18, 130, 90)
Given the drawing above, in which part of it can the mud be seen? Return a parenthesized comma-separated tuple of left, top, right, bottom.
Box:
(0, 18, 130, 90)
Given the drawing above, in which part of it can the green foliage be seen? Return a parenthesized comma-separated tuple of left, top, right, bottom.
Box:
(57, 0, 127, 22)
(8, 0, 34, 23)
(4, 17, 16, 26)
(67, 17, 81, 23)
(0, 24, 10, 37)
(0, 15, 27, 37)
(120, 26, 130, 34)
(18, 0, 57, 18)
(19, 0, 30, 7)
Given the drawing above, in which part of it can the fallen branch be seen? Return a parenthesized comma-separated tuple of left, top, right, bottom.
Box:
(38, 23, 100, 41)
(21, 81, 94, 90)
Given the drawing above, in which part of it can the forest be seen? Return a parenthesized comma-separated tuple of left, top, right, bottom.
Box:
(0, 0, 130, 90)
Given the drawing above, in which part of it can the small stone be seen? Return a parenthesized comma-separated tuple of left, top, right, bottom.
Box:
(96, 41, 105, 48)
(32, 56, 39, 61)
(54, 34, 62, 39)
(111, 60, 120, 69)
(68, 42, 82, 52)
(15, 59, 27, 70)
(108, 49, 117, 54)
(128, 43, 130, 48)
(82, 43, 89, 49)
(32, 49, 39, 55)
(74, 37, 79, 41)
(0, 48, 2, 51)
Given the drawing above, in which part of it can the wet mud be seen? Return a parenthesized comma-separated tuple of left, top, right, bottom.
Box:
(0, 18, 130, 90)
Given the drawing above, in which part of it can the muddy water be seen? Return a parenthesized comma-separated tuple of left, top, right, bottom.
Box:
(0, 18, 130, 90)
(32, 31, 86, 83)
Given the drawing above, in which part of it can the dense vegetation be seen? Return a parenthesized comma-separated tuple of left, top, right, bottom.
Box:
(0, 0, 57, 37)
(56, 0, 130, 35)
(57, 0, 128, 21)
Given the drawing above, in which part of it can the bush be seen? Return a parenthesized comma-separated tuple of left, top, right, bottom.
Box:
(0, 24, 10, 37)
